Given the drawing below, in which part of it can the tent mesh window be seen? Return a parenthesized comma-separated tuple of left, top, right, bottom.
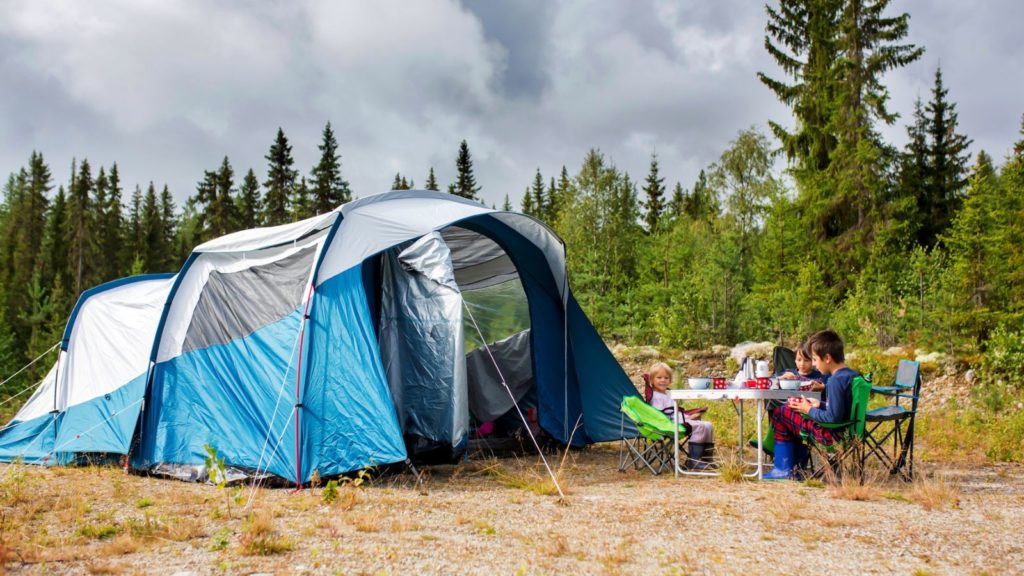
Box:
(182, 246, 317, 353)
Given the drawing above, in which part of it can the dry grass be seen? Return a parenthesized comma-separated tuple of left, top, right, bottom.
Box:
(909, 475, 961, 511)
(0, 452, 1021, 574)
(827, 477, 880, 502)
(239, 511, 294, 555)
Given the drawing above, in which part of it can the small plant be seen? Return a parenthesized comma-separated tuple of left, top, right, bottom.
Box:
(204, 444, 245, 518)
(79, 521, 121, 540)
(209, 527, 231, 552)
(322, 479, 338, 504)
(135, 497, 154, 509)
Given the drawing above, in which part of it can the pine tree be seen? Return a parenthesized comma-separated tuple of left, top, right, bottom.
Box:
(159, 185, 177, 265)
(213, 157, 239, 235)
(759, 0, 843, 171)
(106, 164, 126, 274)
(683, 169, 717, 220)
(425, 167, 440, 191)
(641, 153, 666, 233)
(123, 185, 143, 270)
(66, 159, 97, 294)
(520, 186, 535, 215)
(667, 182, 686, 222)
(310, 122, 350, 213)
(830, 0, 923, 230)
(290, 177, 313, 221)
(530, 169, 546, 220)
(140, 183, 162, 272)
(919, 66, 972, 247)
(895, 98, 929, 245)
(502, 194, 512, 211)
(91, 167, 118, 282)
(236, 169, 261, 229)
(451, 140, 481, 200)
(42, 185, 69, 293)
(262, 128, 296, 226)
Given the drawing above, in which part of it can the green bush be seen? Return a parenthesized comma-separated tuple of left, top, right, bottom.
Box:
(982, 325, 1024, 390)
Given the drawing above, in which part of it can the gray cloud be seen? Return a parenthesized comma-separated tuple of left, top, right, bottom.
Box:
(1, 0, 1021, 210)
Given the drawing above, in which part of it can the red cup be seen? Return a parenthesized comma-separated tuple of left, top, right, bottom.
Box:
(745, 379, 758, 389)
(712, 377, 726, 389)
(756, 377, 771, 390)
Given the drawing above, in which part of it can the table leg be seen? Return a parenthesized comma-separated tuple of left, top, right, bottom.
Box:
(737, 399, 744, 456)
(673, 397, 679, 477)
(756, 399, 764, 480)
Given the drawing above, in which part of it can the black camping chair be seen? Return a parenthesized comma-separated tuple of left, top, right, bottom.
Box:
(862, 359, 922, 481)
(772, 346, 797, 375)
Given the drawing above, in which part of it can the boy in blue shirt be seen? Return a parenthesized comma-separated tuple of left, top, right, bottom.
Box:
(765, 329, 859, 480)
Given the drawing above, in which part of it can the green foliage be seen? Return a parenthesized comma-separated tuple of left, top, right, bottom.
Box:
(450, 139, 481, 200)
(322, 479, 339, 503)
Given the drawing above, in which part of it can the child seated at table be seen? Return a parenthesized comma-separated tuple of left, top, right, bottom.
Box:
(779, 340, 825, 392)
(647, 362, 714, 470)
(765, 329, 860, 480)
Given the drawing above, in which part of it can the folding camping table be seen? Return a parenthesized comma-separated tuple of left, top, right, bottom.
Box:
(669, 388, 821, 479)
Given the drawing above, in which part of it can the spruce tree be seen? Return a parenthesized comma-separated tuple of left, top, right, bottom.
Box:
(530, 169, 546, 220)
(451, 140, 481, 200)
(425, 167, 440, 191)
(759, 0, 843, 171)
(290, 177, 313, 221)
(42, 185, 69, 293)
(502, 194, 512, 211)
(106, 164, 126, 274)
(236, 169, 262, 229)
(667, 182, 686, 222)
(262, 128, 296, 226)
(520, 186, 535, 215)
(310, 122, 350, 213)
(123, 185, 143, 270)
(895, 98, 929, 244)
(159, 185, 177, 266)
(920, 66, 972, 247)
(66, 159, 96, 294)
(641, 153, 666, 233)
(92, 167, 122, 282)
(140, 183, 162, 272)
(213, 156, 239, 235)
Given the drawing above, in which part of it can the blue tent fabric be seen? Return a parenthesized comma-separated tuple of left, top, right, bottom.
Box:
(301, 266, 407, 480)
(0, 412, 60, 464)
(137, 308, 302, 480)
(54, 372, 147, 457)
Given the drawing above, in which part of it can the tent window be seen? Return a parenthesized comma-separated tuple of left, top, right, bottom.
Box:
(182, 246, 316, 353)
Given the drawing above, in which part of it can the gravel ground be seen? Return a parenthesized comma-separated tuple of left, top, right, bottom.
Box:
(2, 446, 1020, 575)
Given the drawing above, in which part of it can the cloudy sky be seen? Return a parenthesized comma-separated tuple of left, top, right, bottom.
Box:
(2, 0, 1022, 209)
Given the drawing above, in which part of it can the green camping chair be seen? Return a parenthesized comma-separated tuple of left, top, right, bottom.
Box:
(619, 396, 691, 475)
(863, 360, 922, 481)
(804, 374, 872, 483)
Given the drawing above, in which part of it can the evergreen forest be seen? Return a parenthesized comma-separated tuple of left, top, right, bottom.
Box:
(2, 0, 1023, 417)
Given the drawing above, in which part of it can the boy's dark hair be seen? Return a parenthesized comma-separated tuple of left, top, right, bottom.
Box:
(808, 330, 844, 363)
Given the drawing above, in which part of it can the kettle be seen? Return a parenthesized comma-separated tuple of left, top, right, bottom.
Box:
(755, 360, 770, 378)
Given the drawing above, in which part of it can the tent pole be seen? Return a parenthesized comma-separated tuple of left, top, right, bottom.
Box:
(462, 302, 565, 500)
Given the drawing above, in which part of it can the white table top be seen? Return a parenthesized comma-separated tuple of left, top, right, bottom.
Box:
(669, 388, 822, 401)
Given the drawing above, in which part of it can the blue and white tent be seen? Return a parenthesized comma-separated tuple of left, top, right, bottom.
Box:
(0, 191, 638, 484)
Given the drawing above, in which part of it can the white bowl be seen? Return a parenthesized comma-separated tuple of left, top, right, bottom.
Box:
(778, 379, 800, 390)
(688, 377, 711, 389)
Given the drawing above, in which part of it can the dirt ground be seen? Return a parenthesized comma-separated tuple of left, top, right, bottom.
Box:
(1, 446, 1020, 576)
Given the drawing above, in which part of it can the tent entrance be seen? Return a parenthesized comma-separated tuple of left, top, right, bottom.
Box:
(378, 226, 537, 464)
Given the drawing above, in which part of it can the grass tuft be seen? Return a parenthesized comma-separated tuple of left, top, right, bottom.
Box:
(909, 475, 961, 511)
(239, 511, 294, 556)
